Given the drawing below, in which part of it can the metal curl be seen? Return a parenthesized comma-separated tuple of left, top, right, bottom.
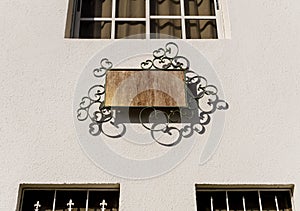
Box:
(150, 124, 183, 147)
(139, 107, 169, 132)
(141, 42, 189, 70)
(93, 58, 113, 78)
(77, 108, 88, 121)
(100, 121, 126, 138)
(77, 58, 127, 138)
(88, 85, 105, 101)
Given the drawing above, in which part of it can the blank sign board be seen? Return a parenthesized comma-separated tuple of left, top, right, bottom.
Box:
(104, 70, 187, 107)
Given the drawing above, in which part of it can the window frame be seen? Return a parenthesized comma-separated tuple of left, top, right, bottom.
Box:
(195, 184, 295, 211)
(65, 0, 230, 39)
(16, 184, 120, 211)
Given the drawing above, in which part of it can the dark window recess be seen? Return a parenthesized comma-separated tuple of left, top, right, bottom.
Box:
(196, 187, 293, 211)
(18, 185, 120, 211)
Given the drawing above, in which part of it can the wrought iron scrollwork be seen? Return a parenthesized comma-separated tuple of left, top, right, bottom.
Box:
(138, 42, 229, 146)
(141, 42, 190, 70)
(77, 42, 229, 147)
(77, 59, 126, 138)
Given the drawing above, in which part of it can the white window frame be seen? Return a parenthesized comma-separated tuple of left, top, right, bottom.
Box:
(72, 0, 231, 39)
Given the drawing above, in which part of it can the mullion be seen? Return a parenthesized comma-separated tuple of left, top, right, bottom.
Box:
(111, 0, 116, 39)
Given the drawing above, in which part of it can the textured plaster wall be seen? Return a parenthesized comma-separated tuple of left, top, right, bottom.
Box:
(1, 0, 300, 210)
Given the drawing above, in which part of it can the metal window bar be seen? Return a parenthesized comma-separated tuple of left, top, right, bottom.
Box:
(242, 196, 246, 211)
(258, 191, 263, 211)
(52, 190, 56, 211)
(226, 191, 229, 211)
(199, 189, 293, 211)
(85, 190, 89, 211)
(275, 195, 279, 211)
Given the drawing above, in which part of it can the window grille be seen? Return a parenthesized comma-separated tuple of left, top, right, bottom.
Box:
(196, 185, 294, 211)
(17, 184, 120, 211)
(66, 0, 228, 39)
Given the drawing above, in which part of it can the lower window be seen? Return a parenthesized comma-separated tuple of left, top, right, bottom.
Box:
(196, 185, 294, 211)
(17, 184, 120, 211)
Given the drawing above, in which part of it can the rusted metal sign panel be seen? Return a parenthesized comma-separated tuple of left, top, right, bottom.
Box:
(105, 70, 187, 107)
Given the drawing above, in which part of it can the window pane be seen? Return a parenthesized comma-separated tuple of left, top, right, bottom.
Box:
(150, 0, 181, 16)
(197, 191, 227, 211)
(276, 191, 292, 211)
(184, 0, 215, 16)
(185, 19, 217, 39)
(116, 0, 145, 18)
(228, 192, 244, 211)
(55, 190, 86, 211)
(260, 191, 278, 211)
(81, 0, 112, 18)
(244, 191, 260, 211)
(261, 191, 293, 211)
(150, 19, 181, 38)
(21, 190, 54, 211)
(228, 191, 260, 211)
(88, 190, 120, 211)
(80, 21, 111, 38)
(115, 22, 146, 39)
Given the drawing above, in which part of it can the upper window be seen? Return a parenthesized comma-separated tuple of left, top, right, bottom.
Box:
(196, 185, 294, 211)
(65, 0, 229, 39)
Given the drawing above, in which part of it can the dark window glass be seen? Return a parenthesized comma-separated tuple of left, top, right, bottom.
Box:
(185, 19, 217, 39)
(21, 190, 55, 211)
(81, 0, 112, 17)
(196, 189, 292, 211)
(116, 0, 145, 18)
(88, 191, 120, 211)
(55, 190, 86, 211)
(150, 0, 181, 16)
(80, 21, 111, 38)
(150, 19, 182, 38)
(228, 191, 260, 211)
(261, 191, 292, 211)
(197, 191, 227, 211)
(115, 22, 146, 39)
(228, 192, 244, 211)
(184, 0, 215, 16)
(244, 191, 260, 211)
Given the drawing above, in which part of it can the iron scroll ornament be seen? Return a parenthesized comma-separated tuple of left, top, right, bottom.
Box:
(76, 42, 229, 146)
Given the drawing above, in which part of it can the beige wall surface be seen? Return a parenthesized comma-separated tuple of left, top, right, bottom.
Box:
(1, 0, 300, 210)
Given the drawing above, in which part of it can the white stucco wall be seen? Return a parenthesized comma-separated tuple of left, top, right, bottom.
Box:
(1, 0, 300, 210)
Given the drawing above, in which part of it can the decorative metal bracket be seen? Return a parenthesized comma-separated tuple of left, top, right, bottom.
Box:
(76, 42, 229, 146)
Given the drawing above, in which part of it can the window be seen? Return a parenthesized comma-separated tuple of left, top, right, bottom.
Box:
(65, 0, 229, 39)
(196, 185, 294, 211)
(17, 184, 120, 211)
